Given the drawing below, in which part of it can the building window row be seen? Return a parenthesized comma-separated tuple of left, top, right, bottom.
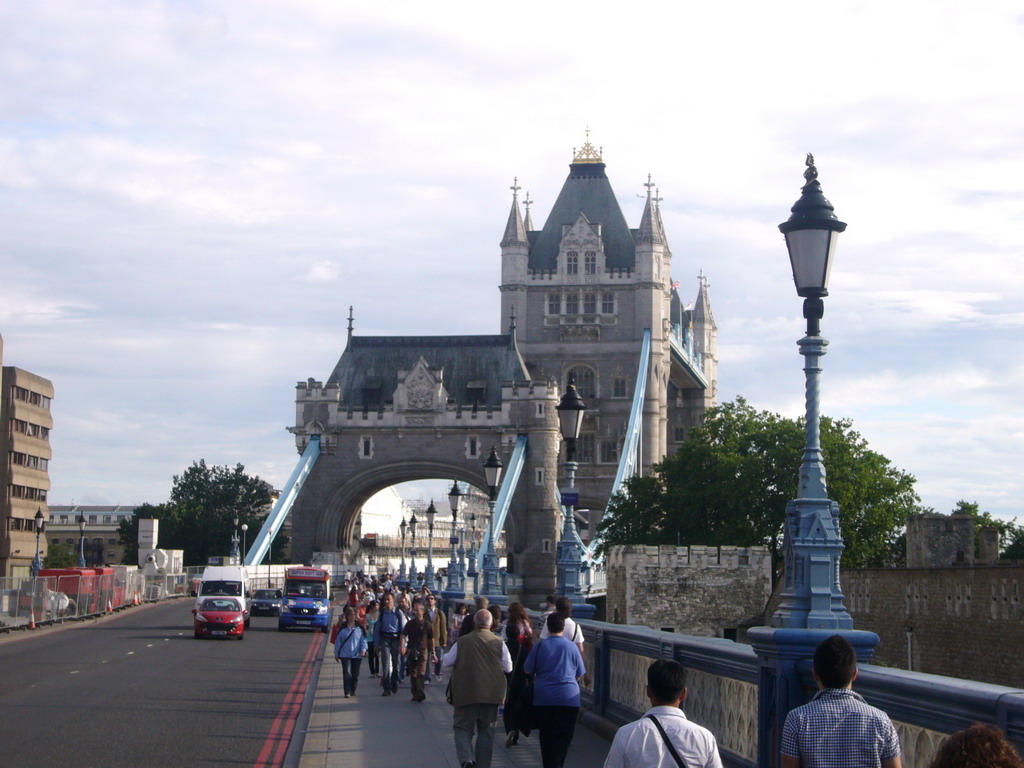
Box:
(9, 484, 48, 501)
(9, 515, 46, 531)
(547, 292, 615, 316)
(9, 451, 48, 471)
(11, 386, 51, 410)
(12, 419, 50, 440)
(571, 434, 621, 464)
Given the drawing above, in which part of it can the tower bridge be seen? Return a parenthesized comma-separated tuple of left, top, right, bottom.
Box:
(257, 138, 718, 603)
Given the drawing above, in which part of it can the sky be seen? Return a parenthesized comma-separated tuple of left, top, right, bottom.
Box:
(1, 1, 1022, 525)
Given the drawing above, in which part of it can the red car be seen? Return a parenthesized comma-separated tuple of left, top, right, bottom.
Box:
(193, 597, 245, 640)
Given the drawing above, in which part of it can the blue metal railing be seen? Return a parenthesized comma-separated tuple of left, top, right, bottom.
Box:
(245, 435, 321, 567)
(569, 616, 1024, 768)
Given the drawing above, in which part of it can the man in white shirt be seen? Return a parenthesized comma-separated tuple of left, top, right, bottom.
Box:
(604, 659, 723, 768)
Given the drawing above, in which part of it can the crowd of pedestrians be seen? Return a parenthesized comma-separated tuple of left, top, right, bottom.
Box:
(328, 573, 1024, 768)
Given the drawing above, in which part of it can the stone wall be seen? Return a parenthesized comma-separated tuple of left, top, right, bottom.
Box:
(843, 564, 1024, 688)
(606, 544, 772, 637)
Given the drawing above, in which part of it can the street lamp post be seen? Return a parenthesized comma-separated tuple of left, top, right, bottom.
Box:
(31, 508, 46, 579)
(747, 155, 877, 768)
(240, 523, 249, 563)
(409, 513, 418, 589)
(772, 153, 853, 631)
(398, 516, 408, 587)
(77, 514, 87, 568)
(480, 445, 503, 597)
(555, 374, 588, 607)
(424, 500, 437, 592)
(445, 480, 463, 593)
(466, 512, 477, 580)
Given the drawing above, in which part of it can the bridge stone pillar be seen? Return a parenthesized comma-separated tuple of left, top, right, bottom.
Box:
(511, 380, 561, 607)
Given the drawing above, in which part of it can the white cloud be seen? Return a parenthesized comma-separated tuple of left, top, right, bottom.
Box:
(1, 0, 1023, 521)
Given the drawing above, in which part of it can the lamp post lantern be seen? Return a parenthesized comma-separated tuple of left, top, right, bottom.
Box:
(31, 508, 45, 579)
(240, 523, 248, 562)
(555, 373, 588, 604)
(398, 516, 408, 587)
(480, 445, 503, 597)
(772, 153, 853, 631)
(409, 512, 418, 589)
(445, 480, 463, 593)
(77, 514, 87, 568)
(424, 500, 437, 591)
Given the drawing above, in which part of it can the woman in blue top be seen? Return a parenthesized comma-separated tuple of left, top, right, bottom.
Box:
(334, 606, 368, 698)
(523, 612, 586, 768)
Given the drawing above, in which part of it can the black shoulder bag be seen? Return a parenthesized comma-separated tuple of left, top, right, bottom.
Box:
(645, 714, 688, 768)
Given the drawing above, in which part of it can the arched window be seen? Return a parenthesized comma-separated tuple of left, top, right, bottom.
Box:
(584, 251, 597, 274)
(566, 251, 579, 275)
(567, 366, 596, 399)
(583, 293, 597, 314)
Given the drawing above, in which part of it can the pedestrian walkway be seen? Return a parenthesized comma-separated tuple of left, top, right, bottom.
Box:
(299, 647, 613, 768)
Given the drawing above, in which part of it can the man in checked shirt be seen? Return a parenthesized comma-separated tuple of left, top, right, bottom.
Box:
(782, 635, 902, 768)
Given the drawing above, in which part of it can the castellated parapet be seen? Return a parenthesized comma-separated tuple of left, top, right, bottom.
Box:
(606, 544, 772, 638)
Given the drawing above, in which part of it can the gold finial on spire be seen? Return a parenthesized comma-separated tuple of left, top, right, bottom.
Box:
(572, 126, 603, 163)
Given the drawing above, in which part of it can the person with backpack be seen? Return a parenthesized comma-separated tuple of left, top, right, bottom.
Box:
(334, 605, 368, 698)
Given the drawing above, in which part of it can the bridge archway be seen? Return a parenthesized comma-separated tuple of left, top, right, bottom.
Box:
(315, 461, 494, 551)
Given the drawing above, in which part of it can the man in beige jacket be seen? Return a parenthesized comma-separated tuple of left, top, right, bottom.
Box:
(442, 609, 513, 768)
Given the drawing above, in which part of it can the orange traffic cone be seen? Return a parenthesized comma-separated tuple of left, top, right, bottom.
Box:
(132, 591, 140, 606)
(106, 598, 113, 614)
(28, 612, 37, 630)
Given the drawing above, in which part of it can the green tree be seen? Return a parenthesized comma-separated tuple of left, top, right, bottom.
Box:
(117, 462, 278, 567)
(598, 398, 919, 569)
(43, 542, 76, 568)
(949, 499, 1020, 558)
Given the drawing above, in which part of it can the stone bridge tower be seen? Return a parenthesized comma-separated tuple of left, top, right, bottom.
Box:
(499, 138, 716, 536)
(287, 138, 716, 599)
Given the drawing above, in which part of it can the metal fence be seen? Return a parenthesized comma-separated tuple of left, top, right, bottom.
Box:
(0, 570, 192, 630)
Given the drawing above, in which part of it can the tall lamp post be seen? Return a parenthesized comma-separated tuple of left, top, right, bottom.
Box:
(772, 153, 853, 631)
(240, 523, 249, 563)
(77, 514, 87, 568)
(480, 445, 503, 597)
(466, 512, 477, 589)
(31, 508, 45, 579)
(445, 480, 463, 594)
(423, 500, 437, 591)
(398, 516, 408, 587)
(748, 155, 877, 768)
(408, 512, 418, 589)
(555, 374, 592, 616)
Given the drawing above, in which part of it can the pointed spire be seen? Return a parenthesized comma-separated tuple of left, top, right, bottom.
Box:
(637, 174, 663, 245)
(501, 176, 529, 248)
(693, 270, 716, 329)
(346, 306, 354, 348)
(523, 191, 534, 232)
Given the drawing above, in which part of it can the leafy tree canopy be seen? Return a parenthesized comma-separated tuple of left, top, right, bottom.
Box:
(43, 542, 77, 569)
(597, 397, 920, 568)
(118, 461, 278, 567)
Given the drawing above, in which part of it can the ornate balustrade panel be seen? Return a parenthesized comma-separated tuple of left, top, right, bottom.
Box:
(687, 669, 759, 764)
(568, 618, 1024, 768)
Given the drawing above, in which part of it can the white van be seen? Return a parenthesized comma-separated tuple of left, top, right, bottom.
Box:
(195, 566, 251, 626)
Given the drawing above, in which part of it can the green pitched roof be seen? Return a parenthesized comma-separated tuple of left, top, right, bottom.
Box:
(327, 334, 530, 409)
(528, 161, 636, 272)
